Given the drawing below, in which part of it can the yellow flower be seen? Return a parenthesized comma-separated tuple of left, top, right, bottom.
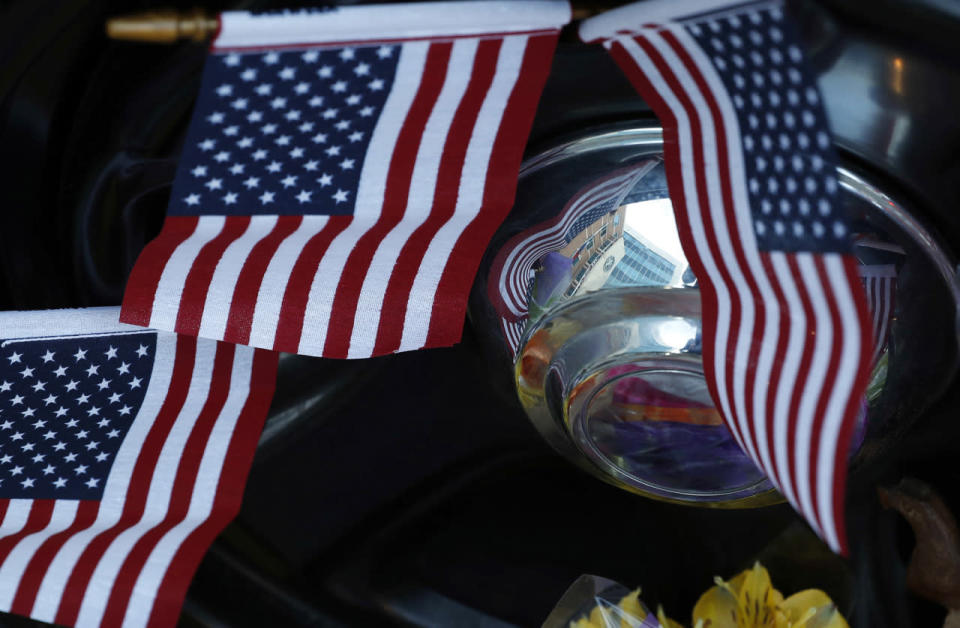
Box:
(570, 588, 682, 628)
(691, 563, 848, 628)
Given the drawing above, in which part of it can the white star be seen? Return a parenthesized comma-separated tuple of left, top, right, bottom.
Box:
(107, 429, 120, 439)
(199, 138, 216, 151)
(275, 135, 291, 146)
(54, 406, 67, 417)
(20, 365, 34, 378)
(43, 430, 56, 440)
(95, 452, 109, 462)
(0, 421, 10, 430)
(368, 78, 385, 91)
(266, 161, 282, 173)
(243, 176, 260, 189)
(184, 194, 201, 206)
(53, 441, 66, 451)
(261, 123, 277, 135)
(298, 122, 315, 133)
(309, 95, 324, 107)
(312, 133, 328, 144)
(117, 362, 130, 375)
(118, 405, 132, 416)
(85, 441, 99, 451)
(294, 82, 310, 94)
(339, 48, 355, 61)
(41, 350, 55, 363)
(30, 380, 45, 391)
(301, 50, 319, 63)
(255, 83, 272, 96)
(334, 120, 351, 131)
(97, 378, 111, 391)
(135, 344, 149, 358)
(377, 45, 394, 59)
(76, 393, 90, 404)
(223, 126, 239, 136)
(42, 394, 57, 405)
(263, 52, 279, 65)
(304, 160, 319, 172)
(216, 84, 233, 97)
(65, 419, 78, 428)
(74, 465, 87, 475)
(205, 178, 223, 190)
(128, 376, 142, 389)
(53, 477, 67, 488)
(241, 68, 257, 81)
(76, 429, 88, 439)
(22, 407, 35, 418)
(53, 365, 67, 377)
(359, 106, 374, 117)
(207, 111, 224, 124)
(318, 65, 333, 78)
(213, 151, 230, 163)
(0, 455, 9, 464)
(285, 110, 301, 121)
(317, 173, 333, 187)
(64, 380, 78, 392)
(246, 110, 263, 123)
(42, 464, 55, 475)
(223, 53, 241, 67)
(30, 417, 44, 429)
(85, 364, 98, 377)
(353, 62, 370, 76)
(281, 175, 298, 188)
(339, 158, 355, 170)
(21, 478, 34, 489)
(296, 190, 313, 204)
(229, 163, 245, 175)
(10, 394, 23, 405)
(252, 149, 268, 161)
(332, 81, 347, 93)
(279, 66, 296, 80)
(259, 191, 275, 205)
(97, 418, 109, 428)
(348, 131, 364, 143)
(31, 452, 44, 462)
(85, 478, 99, 489)
(270, 97, 287, 109)
(20, 442, 33, 452)
(64, 452, 77, 462)
(333, 189, 349, 204)
(322, 108, 338, 120)
(223, 192, 238, 205)
(289, 147, 304, 159)
(346, 94, 362, 106)
(191, 165, 207, 177)
(0, 381, 10, 392)
(9, 465, 21, 476)
(6, 352, 21, 364)
(9, 432, 21, 441)
(325, 145, 341, 157)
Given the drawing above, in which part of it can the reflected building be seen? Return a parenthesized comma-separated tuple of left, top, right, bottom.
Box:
(604, 227, 681, 288)
(558, 205, 626, 297)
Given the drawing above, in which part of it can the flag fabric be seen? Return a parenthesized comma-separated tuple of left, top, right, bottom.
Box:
(0, 307, 277, 627)
(859, 264, 896, 367)
(580, 0, 873, 554)
(489, 164, 654, 354)
(120, 1, 570, 359)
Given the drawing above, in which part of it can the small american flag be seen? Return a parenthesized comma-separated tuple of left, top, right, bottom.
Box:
(0, 308, 276, 627)
(490, 165, 652, 354)
(581, 0, 873, 554)
(859, 264, 896, 367)
(120, 1, 569, 359)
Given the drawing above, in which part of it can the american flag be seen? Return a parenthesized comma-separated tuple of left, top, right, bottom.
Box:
(490, 164, 652, 353)
(120, 1, 569, 359)
(581, 0, 873, 554)
(0, 308, 276, 627)
(859, 264, 896, 367)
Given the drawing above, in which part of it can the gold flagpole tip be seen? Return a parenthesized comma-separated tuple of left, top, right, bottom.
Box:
(105, 8, 218, 44)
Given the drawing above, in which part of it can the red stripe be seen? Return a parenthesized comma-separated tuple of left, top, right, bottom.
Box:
(222, 216, 304, 346)
(10, 501, 100, 616)
(147, 349, 278, 628)
(805, 256, 846, 538)
(783, 255, 817, 520)
(0, 502, 55, 565)
(660, 29, 768, 468)
(322, 42, 454, 358)
(622, 35, 748, 451)
(832, 256, 874, 555)
(120, 217, 201, 327)
(271, 217, 352, 353)
(54, 335, 198, 627)
(425, 33, 558, 348)
(175, 217, 252, 337)
(99, 343, 236, 626)
(372, 39, 502, 354)
(759, 253, 792, 493)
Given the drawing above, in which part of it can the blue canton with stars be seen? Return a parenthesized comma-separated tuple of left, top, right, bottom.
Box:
(0, 333, 155, 500)
(684, 3, 851, 253)
(169, 44, 400, 217)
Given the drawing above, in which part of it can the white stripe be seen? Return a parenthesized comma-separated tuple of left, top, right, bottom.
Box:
(793, 253, 833, 537)
(216, 1, 569, 48)
(246, 217, 330, 350)
(347, 39, 478, 358)
(196, 215, 279, 341)
(579, 0, 771, 42)
(669, 24, 782, 482)
(816, 254, 863, 552)
(121, 346, 255, 628)
(74, 338, 218, 627)
(768, 252, 806, 510)
(31, 332, 177, 622)
(628, 34, 746, 456)
(0, 501, 34, 542)
(0, 500, 80, 611)
(147, 217, 224, 332)
(0, 307, 143, 342)
(298, 42, 429, 357)
(399, 35, 528, 351)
